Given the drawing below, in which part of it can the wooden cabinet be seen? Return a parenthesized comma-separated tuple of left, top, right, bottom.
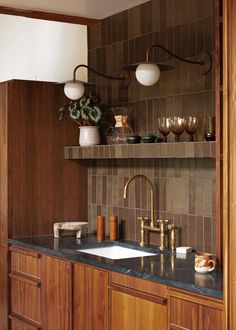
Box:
(73, 263, 109, 330)
(168, 288, 223, 330)
(9, 247, 42, 329)
(10, 246, 224, 330)
(9, 247, 73, 330)
(110, 272, 168, 330)
(0, 79, 87, 328)
(41, 255, 72, 330)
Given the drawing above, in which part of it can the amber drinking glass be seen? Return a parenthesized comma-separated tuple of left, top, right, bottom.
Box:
(157, 117, 172, 142)
(170, 117, 185, 142)
(204, 116, 216, 141)
(184, 116, 199, 142)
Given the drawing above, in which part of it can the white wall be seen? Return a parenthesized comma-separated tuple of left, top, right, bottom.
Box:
(0, 14, 87, 83)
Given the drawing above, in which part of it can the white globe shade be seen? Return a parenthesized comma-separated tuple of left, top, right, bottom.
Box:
(135, 63, 160, 86)
(64, 82, 85, 100)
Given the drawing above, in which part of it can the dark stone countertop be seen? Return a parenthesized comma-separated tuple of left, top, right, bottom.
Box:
(8, 235, 223, 300)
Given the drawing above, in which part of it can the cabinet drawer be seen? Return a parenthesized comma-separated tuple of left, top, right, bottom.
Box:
(11, 277, 41, 324)
(10, 247, 41, 280)
(111, 289, 167, 330)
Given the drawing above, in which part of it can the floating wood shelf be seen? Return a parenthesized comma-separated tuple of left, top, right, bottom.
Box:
(64, 141, 216, 160)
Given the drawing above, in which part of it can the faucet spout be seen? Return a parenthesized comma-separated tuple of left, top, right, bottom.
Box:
(123, 174, 155, 227)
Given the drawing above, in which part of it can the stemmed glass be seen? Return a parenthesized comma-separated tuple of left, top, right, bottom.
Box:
(184, 117, 199, 142)
(157, 117, 172, 142)
(170, 117, 185, 142)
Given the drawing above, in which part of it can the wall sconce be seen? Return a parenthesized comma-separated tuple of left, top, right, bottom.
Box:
(122, 44, 212, 86)
(64, 64, 130, 100)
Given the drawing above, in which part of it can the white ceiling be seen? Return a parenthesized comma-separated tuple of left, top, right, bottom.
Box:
(0, 0, 150, 19)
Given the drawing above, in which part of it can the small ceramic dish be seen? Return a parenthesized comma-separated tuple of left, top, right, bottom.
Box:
(126, 135, 141, 144)
(141, 135, 156, 143)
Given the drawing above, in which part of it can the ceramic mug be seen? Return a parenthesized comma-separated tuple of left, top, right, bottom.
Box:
(194, 252, 216, 273)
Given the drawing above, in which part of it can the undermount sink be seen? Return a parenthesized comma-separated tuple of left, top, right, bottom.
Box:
(77, 245, 157, 260)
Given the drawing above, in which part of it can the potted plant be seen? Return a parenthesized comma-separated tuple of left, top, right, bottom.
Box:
(59, 94, 102, 146)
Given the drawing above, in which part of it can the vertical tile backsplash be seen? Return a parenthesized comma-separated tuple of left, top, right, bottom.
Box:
(87, 0, 216, 253)
(88, 159, 216, 253)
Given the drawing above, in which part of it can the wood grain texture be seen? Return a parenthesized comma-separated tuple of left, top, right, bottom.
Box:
(0, 6, 99, 25)
(167, 287, 223, 310)
(168, 288, 223, 330)
(41, 255, 72, 330)
(169, 296, 199, 330)
(223, 0, 236, 329)
(11, 248, 41, 280)
(215, 0, 223, 267)
(11, 278, 41, 325)
(0, 83, 9, 247)
(11, 320, 39, 330)
(2, 79, 88, 240)
(10, 314, 41, 330)
(202, 305, 223, 330)
(0, 247, 9, 330)
(73, 263, 109, 330)
(110, 271, 167, 298)
(111, 289, 167, 330)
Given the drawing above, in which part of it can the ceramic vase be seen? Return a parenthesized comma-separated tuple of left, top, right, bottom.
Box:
(79, 126, 100, 146)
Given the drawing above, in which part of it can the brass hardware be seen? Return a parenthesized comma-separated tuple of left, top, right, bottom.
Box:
(167, 224, 176, 251)
(124, 175, 177, 250)
(157, 220, 168, 250)
(124, 175, 155, 226)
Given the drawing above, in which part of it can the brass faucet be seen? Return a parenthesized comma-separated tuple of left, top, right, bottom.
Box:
(123, 174, 155, 226)
(123, 174, 170, 250)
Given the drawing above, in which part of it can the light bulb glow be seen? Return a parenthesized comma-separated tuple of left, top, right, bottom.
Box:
(135, 63, 160, 86)
(64, 82, 85, 100)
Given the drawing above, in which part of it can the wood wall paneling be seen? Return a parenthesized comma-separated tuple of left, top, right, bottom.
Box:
(5, 80, 87, 238)
(0, 83, 9, 247)
(224, 0, 236, 328)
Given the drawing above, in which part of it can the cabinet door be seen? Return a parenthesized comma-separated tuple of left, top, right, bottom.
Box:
(111, 289, 167, 330)
(169, 296, 223, 330)
(41, 255, 72, 330)
(201, 305, 223, 330)
(73, 263, 109, 330)
(169, 296, 199, 330)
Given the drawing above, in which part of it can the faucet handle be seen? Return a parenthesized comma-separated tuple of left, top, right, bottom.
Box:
(137, 216, 150, 224)
(157, 219, 168, 225)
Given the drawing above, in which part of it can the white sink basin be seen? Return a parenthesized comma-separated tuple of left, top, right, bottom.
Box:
(77, 245, 157, 260)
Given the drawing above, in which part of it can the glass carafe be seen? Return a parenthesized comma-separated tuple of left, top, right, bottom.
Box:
(111, 107, 133, 143)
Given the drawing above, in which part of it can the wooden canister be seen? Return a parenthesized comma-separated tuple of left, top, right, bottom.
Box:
(109, 215, 118, 241)
(97, 216, 105, 242)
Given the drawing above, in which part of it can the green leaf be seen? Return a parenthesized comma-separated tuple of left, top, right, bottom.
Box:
(80, 96, 90, 107)
(81, 105, 92, 120)
(89, 106, 102, 123)
(69, 102, 78, 111)
(70, 109, 80, 120)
